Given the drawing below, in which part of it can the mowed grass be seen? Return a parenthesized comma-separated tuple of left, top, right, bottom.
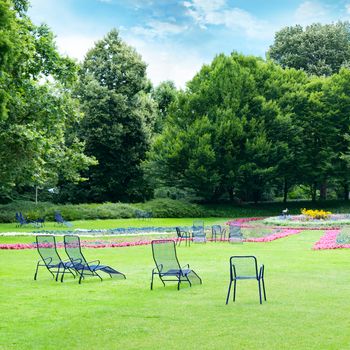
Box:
(1, 230, 350, 349)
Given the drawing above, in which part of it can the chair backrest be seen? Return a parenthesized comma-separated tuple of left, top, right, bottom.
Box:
(16, 212, 27, 225)
(151, 240, 181, 273)
(192, 220, 205, 237)
(63, 235, 87, 265)
(55, 211, 64, 223)
(36, 235, 62, 266)
(229, 225, 243, 242)
(212, 224, 222, 235)
(175, 227, 183, 238)
(230, 256, 259, 279)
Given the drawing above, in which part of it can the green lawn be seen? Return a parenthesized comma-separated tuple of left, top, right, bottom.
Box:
(1, 230, 350, 349)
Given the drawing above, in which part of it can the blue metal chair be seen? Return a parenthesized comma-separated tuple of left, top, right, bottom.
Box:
(228, 225, 243, 243)
(63, 235, 126, 284)
(226, 256, 266, 304)
(176, 227, 191, 246)
(192, 220, 206, 243)
(151, 239, 202, 290)
(212, 225, 226, 241)
(34, 235, 75, 282)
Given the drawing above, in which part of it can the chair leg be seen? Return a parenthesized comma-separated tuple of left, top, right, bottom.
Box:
(233, 280, 237, 302)
(34, 262, 40, 280)
(258, 280, 262, 304)
(262, 278, 266, 301)
(150, 272, 154, 290)
(225, 280, 232, 304)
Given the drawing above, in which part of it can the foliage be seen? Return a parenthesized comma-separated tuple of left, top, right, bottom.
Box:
(268, 22, 350, 76)
(151, 80, 177, 133)
(0, 0, 95, 198)
(68, 29, 157, 202)
(145, 53, 306, 202)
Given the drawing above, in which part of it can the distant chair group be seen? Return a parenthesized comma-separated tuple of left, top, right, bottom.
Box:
(16, 212, 45, 228)
(175, 223, 243, 244)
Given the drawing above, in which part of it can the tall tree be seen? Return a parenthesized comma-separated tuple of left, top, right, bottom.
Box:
(268, 22, 350, 76)
(146, 53, 283, 201)
(0, 0, 95, 199)
(75, 29, 156, 202)
(151, 80, 177, 133)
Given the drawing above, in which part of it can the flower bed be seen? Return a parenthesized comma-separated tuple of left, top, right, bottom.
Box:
(261, 214, 350, 228)
(312, 229, 350, 250)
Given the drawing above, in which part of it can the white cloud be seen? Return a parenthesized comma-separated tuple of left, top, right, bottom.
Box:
(54, 33, 203, 87)
(55, 35, 99, 61)
(131, 20, 188, 39)
(125, 36, 205, 87)
(345, 3, 350, 15)
(294, 1, 329, 25)
(184, 0, 274, 39)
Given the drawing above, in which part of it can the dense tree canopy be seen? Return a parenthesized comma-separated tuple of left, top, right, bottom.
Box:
(71, 29, 157, 202)
(145, 52, 350, 202)
(268, 22, 350, 76)
(0, 0, 95, 200)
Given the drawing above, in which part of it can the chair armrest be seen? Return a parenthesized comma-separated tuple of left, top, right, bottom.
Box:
(87, 259, 100, 267)
(259, 264, 264, 279)
(42, 257, 53, 265)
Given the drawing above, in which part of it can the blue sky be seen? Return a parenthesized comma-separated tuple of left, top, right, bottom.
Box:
(28, 0, 350, 87)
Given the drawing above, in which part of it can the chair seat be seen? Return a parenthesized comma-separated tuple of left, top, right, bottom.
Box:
(160, 269, 192, 276)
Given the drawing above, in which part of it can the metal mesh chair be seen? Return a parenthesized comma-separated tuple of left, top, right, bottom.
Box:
(34, 235, 75, 282)
(229, 225, 244, 243)
(63, 235, 126, 284)
(151, 239, 202, 290)
(192, 220, 206, 243)
(212, 225, 226, 241)
(55, 211, 73, 227)
(176, 227, 191, 246)
(225, 256, 266, 304)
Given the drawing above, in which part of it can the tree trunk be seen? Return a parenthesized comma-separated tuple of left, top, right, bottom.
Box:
(319, 181, 327, 200)
(227, 187, 234, 202)
(344, 183, 349, 201)
(283, 178, 288, 204)
(311, 183, 317, 202)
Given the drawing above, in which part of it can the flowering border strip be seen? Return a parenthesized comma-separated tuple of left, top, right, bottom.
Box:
(244, 229, 301, 242)
(0, 239, 175, 250)
(226, 217, 341, 231)
(311, 229, 350, 250)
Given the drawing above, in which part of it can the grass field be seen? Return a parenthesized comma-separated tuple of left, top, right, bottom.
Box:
(1, 228, 350, 349)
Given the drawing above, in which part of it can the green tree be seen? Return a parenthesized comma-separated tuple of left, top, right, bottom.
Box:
(75, 29, 156, 202)
(0, 0, 95, 200)
(151, 80, 177, 133)
(146, 53, 284, 201)
(268, 22, 350, 76)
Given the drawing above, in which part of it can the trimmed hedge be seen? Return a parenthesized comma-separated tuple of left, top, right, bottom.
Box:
(3, 199, 350, 223)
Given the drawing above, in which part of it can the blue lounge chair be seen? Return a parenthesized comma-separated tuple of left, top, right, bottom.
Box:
(55, 211, 73, 227)
(63, 235, 126, 284)
(151, 239, 202, 290)
(34, 235, 75, 282)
